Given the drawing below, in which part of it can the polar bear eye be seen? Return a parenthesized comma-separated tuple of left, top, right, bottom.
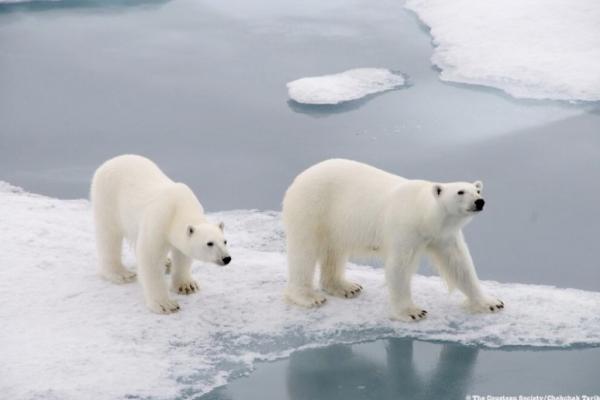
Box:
(457, 190, 464, 195)
(477, 190, 481, 194)
(207, 242, 214, 247)
(224, 240, 228, 245)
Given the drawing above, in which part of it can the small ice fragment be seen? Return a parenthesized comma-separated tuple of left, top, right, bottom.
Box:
(287, 68, 407, 105)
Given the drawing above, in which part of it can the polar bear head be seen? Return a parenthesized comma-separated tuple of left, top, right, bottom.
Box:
(178, 222, 231, 266)
(432, 181, 484, 216)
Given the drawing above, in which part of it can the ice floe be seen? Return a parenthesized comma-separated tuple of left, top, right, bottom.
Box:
(406, 0, 600, 101)
(287, 68, 407, 105)
(1, 182, 599, 399)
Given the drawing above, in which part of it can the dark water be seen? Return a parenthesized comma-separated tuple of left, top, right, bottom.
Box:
(203, 339, 600, 400)
(1, 0, 599, 398)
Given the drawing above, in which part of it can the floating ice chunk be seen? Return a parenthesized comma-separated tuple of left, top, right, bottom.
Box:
(406, 0, 600, 101)
(1, 182, 599, 399)
(287, 68, 407, 105)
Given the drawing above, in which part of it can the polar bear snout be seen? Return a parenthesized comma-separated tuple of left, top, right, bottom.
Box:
(221, 256, 232, 265)
(474, 198, 485, 211)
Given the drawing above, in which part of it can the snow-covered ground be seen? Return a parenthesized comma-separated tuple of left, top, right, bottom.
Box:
(406, 0, 600, 102)
(2, 182, 600, 400)
(287, 68, 407, 104)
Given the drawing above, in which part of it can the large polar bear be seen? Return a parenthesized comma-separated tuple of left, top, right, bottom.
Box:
(91, 155, 231, 314)
(282, 159, 503, 321)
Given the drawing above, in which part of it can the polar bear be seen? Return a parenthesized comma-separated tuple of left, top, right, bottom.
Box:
(91, 155, 231, 314)
(282, 159, 503, 321)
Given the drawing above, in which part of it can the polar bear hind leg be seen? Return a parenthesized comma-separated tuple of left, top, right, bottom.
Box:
(319, 249, 362, 298)
(386, 249, 428, 322)
(94, 215, 136, 284)
(284, 237, 327, 307)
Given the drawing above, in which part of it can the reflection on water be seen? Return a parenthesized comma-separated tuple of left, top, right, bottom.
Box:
(420, 341, 478, 400)
(203, 338, 479, 400)
(203, 338, 600, 400)
(285, 339, 478, 400)
(287, 97, 378, 117)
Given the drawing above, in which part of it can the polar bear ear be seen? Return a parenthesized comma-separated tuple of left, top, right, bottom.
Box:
(432, 184, 443, 198)
(474, 181, 483, 190)
(187, 225, 195, 237)
(218, 222, 225, 231)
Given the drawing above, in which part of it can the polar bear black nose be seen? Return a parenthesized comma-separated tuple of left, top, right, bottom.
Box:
(475, 199, 485, 211)
(222, 256, 231, 265)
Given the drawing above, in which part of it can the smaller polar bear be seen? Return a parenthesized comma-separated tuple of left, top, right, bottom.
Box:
(91, 155, 231, 314)
(282, 159, 503, 321)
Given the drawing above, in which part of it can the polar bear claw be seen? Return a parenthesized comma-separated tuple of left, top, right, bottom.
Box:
(322, 281, 363, 298)
(174, 280, 200, 295)
(392, 306, 428, 322)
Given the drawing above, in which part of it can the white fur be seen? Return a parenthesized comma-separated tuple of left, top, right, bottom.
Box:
(282, 159, 503, 321)
(91, 155, 231, 314)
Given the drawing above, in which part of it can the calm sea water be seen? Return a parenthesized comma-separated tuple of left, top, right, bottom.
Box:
(204, 339, 600, 400)
(1, 0, 599, 398)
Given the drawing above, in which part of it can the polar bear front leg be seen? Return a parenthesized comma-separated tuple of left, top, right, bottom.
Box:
(386, 250, 428, 322)
(428, 233, 504, 313)
(170, 248, 199, 295)
(136, 224, 180, 314)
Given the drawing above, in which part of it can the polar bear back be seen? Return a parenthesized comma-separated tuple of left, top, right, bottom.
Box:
(91, 154, 200, 242)
(283, 159, 415, 252)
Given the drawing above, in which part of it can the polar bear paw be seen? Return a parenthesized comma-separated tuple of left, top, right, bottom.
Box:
(391, 306, 428, 322)
(146, 297, 180, 314)
(322, 280, 363, 299)
(173, 280, 200, 295)
(467, 296, 504, 313)
(285, 287, 327, 308)
(100, 267, 136, 284)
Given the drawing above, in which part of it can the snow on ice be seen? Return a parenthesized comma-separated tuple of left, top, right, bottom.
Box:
(1, 182, 599, 399)
(406, 0, 600, 101)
